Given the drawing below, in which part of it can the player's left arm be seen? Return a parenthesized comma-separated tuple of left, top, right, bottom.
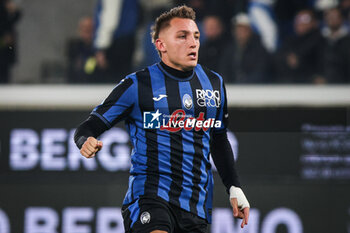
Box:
(210, 72, 250, 228)
(210, 131, 250, 228)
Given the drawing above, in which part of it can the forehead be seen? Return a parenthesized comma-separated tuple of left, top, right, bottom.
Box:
(167, 17, 199, 33)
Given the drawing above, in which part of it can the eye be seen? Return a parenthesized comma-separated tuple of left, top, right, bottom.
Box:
(178, 34, 186, 39)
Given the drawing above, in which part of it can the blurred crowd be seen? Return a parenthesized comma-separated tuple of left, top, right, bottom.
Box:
(2, 0, 350, 84)
(0, 0, 21, 83)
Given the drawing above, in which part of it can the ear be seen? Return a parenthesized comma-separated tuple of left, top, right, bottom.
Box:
(155, 38, 166, 53)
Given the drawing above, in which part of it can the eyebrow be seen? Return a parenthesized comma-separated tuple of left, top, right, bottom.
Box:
(176, 30, 200, 35)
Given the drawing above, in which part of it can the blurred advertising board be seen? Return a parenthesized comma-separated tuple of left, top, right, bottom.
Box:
(0, 107, 349, 233)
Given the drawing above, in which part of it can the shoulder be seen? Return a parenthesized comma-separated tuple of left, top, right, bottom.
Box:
(197, 64, 224, 82)
(123, 66, 151, 84)
(130, 63, 161, 80)
(112, 71, 140, 91)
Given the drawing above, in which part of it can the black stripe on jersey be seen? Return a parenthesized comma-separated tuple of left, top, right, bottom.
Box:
(121, 206, 132, 231)
(189, 73, 206, 215)
(164, 75, 184, 207)
(95, 78, 134, 116)
(136, 68, 159, 196)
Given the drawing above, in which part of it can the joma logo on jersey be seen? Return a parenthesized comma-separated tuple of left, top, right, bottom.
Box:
(196, 89, 220, 107)
(143, 110, 162, 129)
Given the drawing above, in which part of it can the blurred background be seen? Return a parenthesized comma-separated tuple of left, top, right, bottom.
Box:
(2, 0, 350, 84)
(0, 0, 350, 232)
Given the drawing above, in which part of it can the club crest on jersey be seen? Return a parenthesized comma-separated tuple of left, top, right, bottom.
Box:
(140, 211, 151, 224)
(196, 89, 220, 108)
(182, 94, 193, 110)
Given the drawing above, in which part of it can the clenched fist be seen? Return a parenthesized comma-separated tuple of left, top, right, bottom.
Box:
(80, 137, 103, 158)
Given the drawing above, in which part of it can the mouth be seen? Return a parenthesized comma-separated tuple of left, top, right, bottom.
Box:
(188, 52, 197, 60)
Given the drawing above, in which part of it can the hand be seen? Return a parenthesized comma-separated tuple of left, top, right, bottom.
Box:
(229, 186, 250, 228)
(80, 136, 103, 158)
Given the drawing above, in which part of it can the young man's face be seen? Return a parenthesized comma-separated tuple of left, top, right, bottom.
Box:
(157, 17, 200, 71)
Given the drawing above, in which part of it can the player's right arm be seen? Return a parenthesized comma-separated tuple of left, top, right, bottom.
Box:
(74, 115, 108, 158)
(74, 77, 136, 157)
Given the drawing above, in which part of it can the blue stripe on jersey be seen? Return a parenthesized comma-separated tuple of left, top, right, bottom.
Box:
(125, 74, 143, 131)
(124, 175, 136, 204)
(178, 81, 195, 211)
(194, 65, 216, 217)
(128, 199, 140, 228)
(197, 157, 209, 217)
(148, 65, 172, 202)
(102, 89, 134, 123)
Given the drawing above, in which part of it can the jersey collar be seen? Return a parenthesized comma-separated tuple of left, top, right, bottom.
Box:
(157, 62, 195, 81)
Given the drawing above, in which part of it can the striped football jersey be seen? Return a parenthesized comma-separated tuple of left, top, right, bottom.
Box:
(91, 63, 228, 222)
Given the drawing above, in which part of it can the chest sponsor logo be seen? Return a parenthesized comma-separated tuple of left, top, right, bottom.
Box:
(196, 89, 220, 108)
(143, 110, 162, 129)
(143, 109, 222, 132)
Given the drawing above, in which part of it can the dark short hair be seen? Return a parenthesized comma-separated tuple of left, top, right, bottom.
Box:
(151, 5, 196, 55)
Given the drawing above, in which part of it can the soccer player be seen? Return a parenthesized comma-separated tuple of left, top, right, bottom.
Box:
(74, 5, 250, 233)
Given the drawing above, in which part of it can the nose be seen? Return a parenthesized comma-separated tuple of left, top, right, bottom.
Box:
(189, 35, 197, 48)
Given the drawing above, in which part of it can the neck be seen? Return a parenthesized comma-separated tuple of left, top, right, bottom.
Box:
(161, 56, 195, 71)
(160, 61, 193, 78)
(160, 61, 194, 79)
